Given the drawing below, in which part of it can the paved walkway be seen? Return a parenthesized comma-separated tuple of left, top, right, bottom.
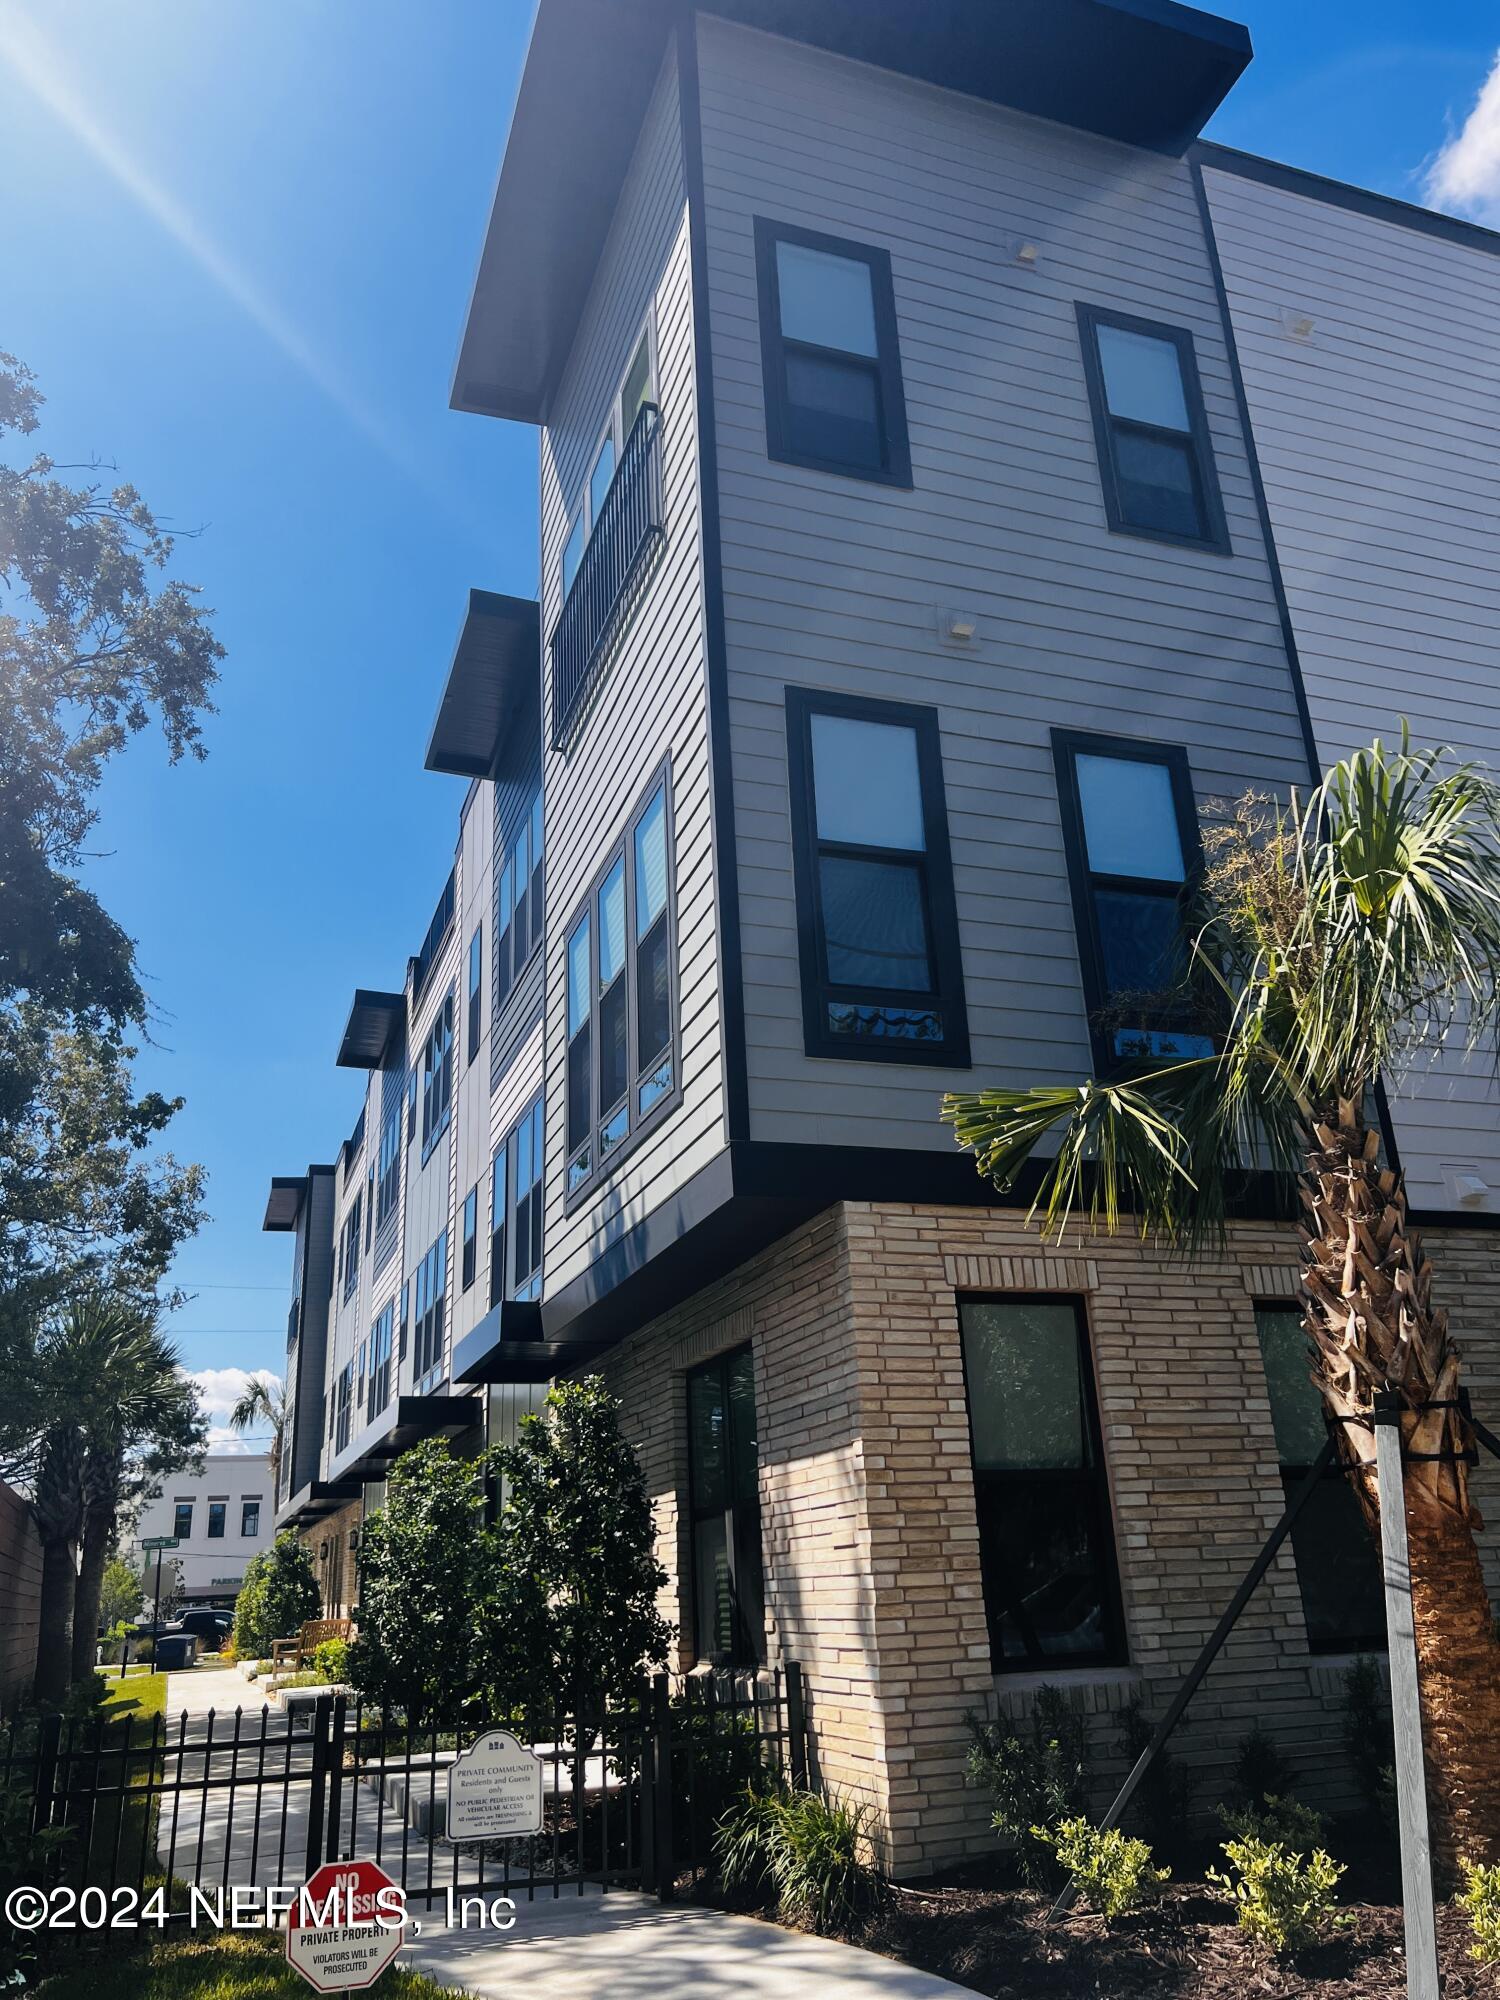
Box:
(407, 1893, 977, 2000)
(164, 1670, 976, 1999)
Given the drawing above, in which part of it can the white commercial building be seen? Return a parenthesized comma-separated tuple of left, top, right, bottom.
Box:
(130, 1452, 273, 1603)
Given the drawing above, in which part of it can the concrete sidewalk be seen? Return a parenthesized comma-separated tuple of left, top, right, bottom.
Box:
(407, 1891, 977, 2000)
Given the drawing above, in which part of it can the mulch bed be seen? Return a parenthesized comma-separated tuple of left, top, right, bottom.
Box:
(856, 1878, 1499, 1998)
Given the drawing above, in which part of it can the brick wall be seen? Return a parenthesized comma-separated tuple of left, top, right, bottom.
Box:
(595, 1200, 1500, 1878)
(0, 1476, 42, 1707)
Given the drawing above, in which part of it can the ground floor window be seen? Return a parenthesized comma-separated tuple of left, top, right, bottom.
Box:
(686, 1345, 765, 1665)
(960, 1295, 1125, 1669)
(1255, 1304, 1384, 1653)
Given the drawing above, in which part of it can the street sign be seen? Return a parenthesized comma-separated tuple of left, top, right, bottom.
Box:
(446, 1729, 545, 1841)
(286, 1861, 403, 1993)
(141, 1536, 180, 1551)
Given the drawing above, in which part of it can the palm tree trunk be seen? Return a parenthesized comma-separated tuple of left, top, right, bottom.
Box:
(31, 1423, 83, 1705)
(72, 1508, 112, 1684)
(1301, 1095, 1500, 1874)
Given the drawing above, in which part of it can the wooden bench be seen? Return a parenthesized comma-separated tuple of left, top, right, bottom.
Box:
(270, 1617, 354, 1675)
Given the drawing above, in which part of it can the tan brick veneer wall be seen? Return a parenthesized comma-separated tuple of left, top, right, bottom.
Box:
(595, 1202, 1500, 1876)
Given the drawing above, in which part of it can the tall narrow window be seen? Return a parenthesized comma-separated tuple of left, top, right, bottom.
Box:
(341, 1195, 362, 1303)
(412, 1234, 448, 1392)
(960, 1297, 1124, 1669)
(489, 1142, 507, 1309)
(1076, 304, 1228, 551)
(786, 689, 967, 1065)
(367, 1301, 393, 1421)
(1053, 731, 1212, 1066)
(589, 436, 615, 525)
(334, 1362, 353, 1452)
(461, 1185, 478, 1292)
(420, 996, 454, 1155)
(376, 1062, 403, 1231)
(561, 512, 584, 597)
(173, 1501, 193, 1540)
(207, 1501, 226, 1540)
(563, 770, 679, 1197)
(755, 219, 911, 486)
(687, 1347, 765, 1665)
(467, 927, 483, 1064)
(511, 1099, 543, 1301)
(1256, 1306, 1384, 1653)
(495, 791, 542, 1010)
(241, 1499, 260, 1539)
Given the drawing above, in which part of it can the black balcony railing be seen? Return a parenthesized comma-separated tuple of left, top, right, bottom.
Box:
(412, 868, 456, 1001)
(550, 400, 663, 749)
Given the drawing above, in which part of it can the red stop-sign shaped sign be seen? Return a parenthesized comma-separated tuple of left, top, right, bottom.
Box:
(286, 1859, 404, 1992)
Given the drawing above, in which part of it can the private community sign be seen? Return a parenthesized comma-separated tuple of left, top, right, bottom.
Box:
(446, 1729, 545, 1841)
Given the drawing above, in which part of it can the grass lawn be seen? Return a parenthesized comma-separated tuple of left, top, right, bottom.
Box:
(35, 1930, 470, 2000)
(100, 1669, 168, 1726)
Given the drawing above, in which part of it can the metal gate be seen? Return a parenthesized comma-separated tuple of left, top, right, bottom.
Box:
(3, 1664, 807, 1942)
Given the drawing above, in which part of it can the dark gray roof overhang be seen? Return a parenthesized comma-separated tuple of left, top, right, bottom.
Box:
(263, 1177, 309, 1233)
(452, 0, 1252, 423)
(336, 989, 406, 1070)
(424, 590, 541, 779)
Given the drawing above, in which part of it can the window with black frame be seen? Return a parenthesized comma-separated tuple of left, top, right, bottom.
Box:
(754, 218, 911, 486)
(467, 926, 483, 1064)
(173, 1500, 192, 1540)
(334, 1363, 353, 1452)
(1076, 304, 1228, 551)
(565, 772, 677, 1194)
(207, 1501, 226, 1540)
(496, 792, 544, 1009)
(1053, 731, 1214, 1067)
(375, 1068, 402, 1231)
(786, 689, 968, 1064)
(1255, 1305, 1385, 1652)
(960, 1297, 1124, 1669)
(461, 1184, 478, 1291)
(687, 1346, 765, 1665)
(412, 1233, 447, 1391)
(367, 1300, 393, 1421)
(489, 1140, 506, 1309)
(419, 996, 454, 1156)
(340, 1194, 362, 1303)
(510, 1098, 543, 1302)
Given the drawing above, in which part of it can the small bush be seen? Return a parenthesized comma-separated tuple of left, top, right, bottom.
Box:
(1232, 1724, 1298, 1811)
(1035, 1817, 1168, 1920)
(1114, 1699, 1192, 1861)
(310, 1637, 351, 1683)
(715, 1782, 880, 1934)
(965, 1688, 1091, 1888)
(1209, 1834, 1346, 1955)
(1457, 1856, 1500, 1964)
(1218, 1794, 1326, 1853)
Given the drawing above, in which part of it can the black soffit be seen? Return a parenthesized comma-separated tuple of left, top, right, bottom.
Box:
(452, 0, 1251, 422)
(425, 589, 541, 780)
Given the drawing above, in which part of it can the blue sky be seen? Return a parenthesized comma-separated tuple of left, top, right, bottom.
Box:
(1, 1, 1497, 1441)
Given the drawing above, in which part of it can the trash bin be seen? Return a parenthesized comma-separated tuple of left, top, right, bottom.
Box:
(153, 1634, 199, 1671)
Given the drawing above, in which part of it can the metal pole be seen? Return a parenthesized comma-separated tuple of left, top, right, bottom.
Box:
(1048, 1437, 1337, 1923)
(1373, 1392, 1440, 2000)
(153, 1557, 163, 1654)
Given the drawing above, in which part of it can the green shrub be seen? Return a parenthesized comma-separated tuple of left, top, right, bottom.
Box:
(1340, 1656, 1396, 1833)
(715, 1782, 880, 1934)
(1218, 1793, 1326, 1852)
(965, 1688, 1091, 1888)
(1034, 1817, 1168, 1920)
(1114, 1699, 1192, 1860)
(1457, 1856, 1500, 1964)
(1209, 1834, 1346, 1955)
(1232, 1724, 1299, 1811)
(310, 1637, 351, 1684)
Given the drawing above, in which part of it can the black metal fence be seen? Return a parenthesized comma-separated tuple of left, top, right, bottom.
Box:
(549, 400, 664, 750)
(2, 1664, 806, 1949)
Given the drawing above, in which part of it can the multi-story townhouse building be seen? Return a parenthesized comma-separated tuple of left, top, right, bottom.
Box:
(267, 0, 1500, 1875)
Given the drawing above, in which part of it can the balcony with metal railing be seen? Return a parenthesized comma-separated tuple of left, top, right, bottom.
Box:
(550, 401, 663, 749)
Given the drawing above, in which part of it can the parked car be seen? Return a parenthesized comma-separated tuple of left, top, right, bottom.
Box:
(174, 1608, 233, 1651)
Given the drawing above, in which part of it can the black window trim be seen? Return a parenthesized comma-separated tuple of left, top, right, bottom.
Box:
(1075, 301, 1230, 555)
(785, 686, 969, 1068)
(559, 313, 659, 601)
(753, 216, 913, 489)
(685, 1342, 766, 1669)
(1051, 728, 1204, 1075)
(494, 788, 545, 1021)
(562, 759, 683, 1213)
(497, 1091, 545, 1303)
(957, 1291, 1128, 1674)
(1254, 1298, 1385, 1656)
(418, 989, 455, 1165)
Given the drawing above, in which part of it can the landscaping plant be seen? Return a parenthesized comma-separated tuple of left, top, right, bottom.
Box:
(310, 1637, 350, 1684)
(1209, 1832, 1347, 1955)
(1456, 1856, 1500, 1964)
(1034, 1817, 1169, 1920)
(232, 1532, 319, 1663)
(716, 1781, 880, 1934)
(1231, 1722, 1299, 1813)
(945, 737, 1500, 1868)
(965, 1688, 1091, 1888)
(1113, 1697, 1191, 1862)
(1218, 1794, 1326, 1852)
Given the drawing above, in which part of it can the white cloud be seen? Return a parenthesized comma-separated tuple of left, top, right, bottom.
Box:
(1425, 48, 1500, 224)
(180, 1366, 282, 1440)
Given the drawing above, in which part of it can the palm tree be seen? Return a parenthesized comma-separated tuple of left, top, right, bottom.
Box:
(228, 1374, 288, 1496)
(943, 736, 1500, 1873)
(70, 1302, 202, 1682)
(30, 1418, 84, 1703)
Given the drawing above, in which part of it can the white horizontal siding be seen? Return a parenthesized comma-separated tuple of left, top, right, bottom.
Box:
(699, 18, 1312, 1149)
(1204, 164, 1500, 1213)
(537, 44, 725, 1298)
